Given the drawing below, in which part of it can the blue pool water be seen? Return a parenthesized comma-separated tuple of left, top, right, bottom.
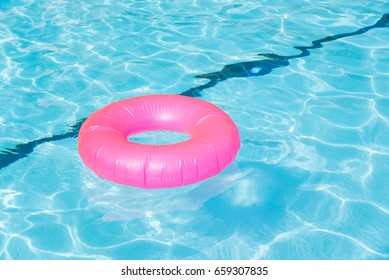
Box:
(1, 0, 389, 259)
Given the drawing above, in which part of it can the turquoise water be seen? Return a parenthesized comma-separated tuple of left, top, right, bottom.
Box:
(1, 0, 389, 259)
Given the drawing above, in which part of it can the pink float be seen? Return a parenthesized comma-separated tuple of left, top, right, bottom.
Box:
(78, 94, 240, 189)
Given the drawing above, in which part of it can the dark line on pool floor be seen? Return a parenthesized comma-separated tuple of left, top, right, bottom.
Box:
(0, 118, 86, 169)
(0, 14, 388, 170)
(180, 14, 389, 97)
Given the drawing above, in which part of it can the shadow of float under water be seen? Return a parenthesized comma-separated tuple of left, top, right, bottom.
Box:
(82, 160, 307, 222)
(82, 162, 255, 221)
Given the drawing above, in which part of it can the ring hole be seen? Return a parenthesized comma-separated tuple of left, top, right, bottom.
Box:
(128, 130, 191, 145)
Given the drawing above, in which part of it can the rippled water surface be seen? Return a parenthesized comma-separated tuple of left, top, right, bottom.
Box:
(1, 0, 389, 259)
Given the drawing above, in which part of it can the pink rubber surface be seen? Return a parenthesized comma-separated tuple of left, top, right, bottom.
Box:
(78, 94, 240, 189)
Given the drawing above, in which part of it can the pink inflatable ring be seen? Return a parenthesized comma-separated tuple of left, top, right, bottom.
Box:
(78, 94, 240, 189)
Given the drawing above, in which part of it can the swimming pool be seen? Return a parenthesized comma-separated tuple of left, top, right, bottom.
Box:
(1, 0, 389, 259)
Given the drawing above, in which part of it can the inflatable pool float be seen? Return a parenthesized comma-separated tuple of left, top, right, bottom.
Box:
(78, 94, 240, 189)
